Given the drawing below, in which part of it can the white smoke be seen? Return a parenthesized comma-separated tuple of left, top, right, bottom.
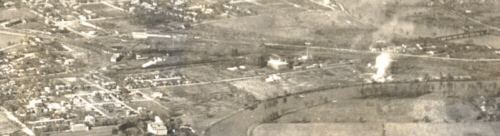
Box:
(372, 52, 392, 82)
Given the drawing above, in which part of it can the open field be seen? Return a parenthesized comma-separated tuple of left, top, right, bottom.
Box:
(0, 112, 21, 134)
(195, 0, 375, 49)
(78, 3, 125, 18)
(0, 8, 37, 20)
(88, 18, 145, 34)
(251, 122, 500, 136)
(275, 98, 480, 124)
(0, 33, 24, 48)
(252, 123, 383, 136)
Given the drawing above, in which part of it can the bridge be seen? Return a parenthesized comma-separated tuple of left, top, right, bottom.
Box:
(436, 30, 490, 41)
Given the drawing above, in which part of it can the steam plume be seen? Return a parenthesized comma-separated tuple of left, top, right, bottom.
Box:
(373, 52, 392, 82)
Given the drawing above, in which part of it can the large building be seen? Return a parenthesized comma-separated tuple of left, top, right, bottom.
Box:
(147, 116, 168, 135)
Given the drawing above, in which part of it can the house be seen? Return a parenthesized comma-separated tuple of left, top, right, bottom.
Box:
(152, 92, 163, 98)
(47, 103, 62, 112)
(147, 116, 168, 135)
(70, 123, 88, 131)
(267, 54, 288, 70)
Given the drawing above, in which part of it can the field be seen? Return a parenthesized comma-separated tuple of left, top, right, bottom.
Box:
(87, 18, 145, 34)
(0, 33, 24, 48)
(0, 112, 21, 134)
(252, 123, 383, 136)
(0, 8, 37, 20)
(251, 122, 500, 136)
(78, 3, 125, 18)
(195, 0, 375, 49)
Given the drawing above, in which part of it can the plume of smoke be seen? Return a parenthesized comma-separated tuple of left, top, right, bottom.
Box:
(373, 52, 392, 82)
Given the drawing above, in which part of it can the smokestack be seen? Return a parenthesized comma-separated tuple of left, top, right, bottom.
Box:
(372, 52, 392, 82)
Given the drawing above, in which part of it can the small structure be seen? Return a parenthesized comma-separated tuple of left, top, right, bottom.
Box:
(152, 92, 163, 98)
(267, 54, 288, 70)
(265, 74, 281, 82)
(132, 32, 148, 39)
(147, 116, 168, 135)
(110, 53, 123, 62)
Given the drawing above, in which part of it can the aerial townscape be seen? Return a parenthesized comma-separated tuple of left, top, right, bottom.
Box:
(1, 0, 500, 136)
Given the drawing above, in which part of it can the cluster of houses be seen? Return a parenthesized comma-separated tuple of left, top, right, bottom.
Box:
(128, 0, 200, 23)
(0, 78, 101, 132)
(0, 37, 78, 79)
(85, 73, 117, 90)
(127, 0, 255, 24)
(0, 75, 144, 134)
(123, 71, 193, 89)
(25, 0, 100, 22)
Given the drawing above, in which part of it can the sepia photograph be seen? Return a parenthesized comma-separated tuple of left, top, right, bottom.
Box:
(0, 0, 499, 135)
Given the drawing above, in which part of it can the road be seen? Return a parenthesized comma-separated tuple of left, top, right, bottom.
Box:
(75, 95, 109, 117)
(80, 78, 138, 113)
